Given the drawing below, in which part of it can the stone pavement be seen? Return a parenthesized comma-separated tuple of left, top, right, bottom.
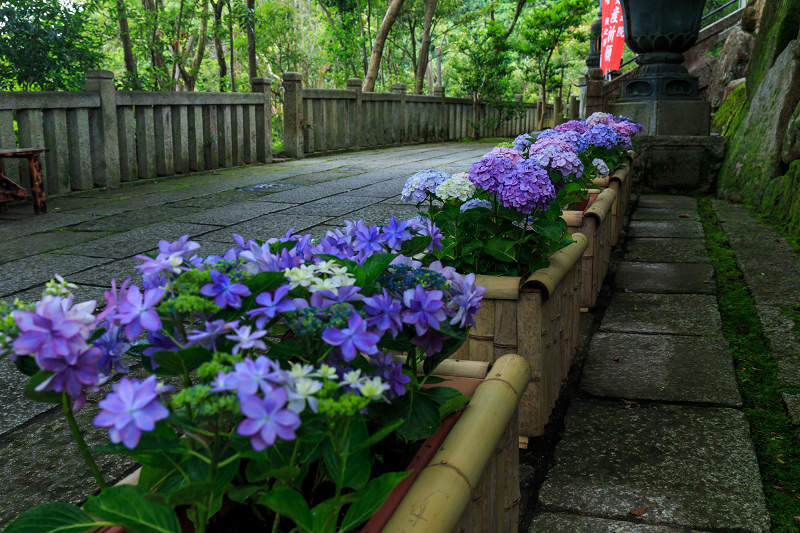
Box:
(0, 141, 496, 528)
(531, 195, 771, 533)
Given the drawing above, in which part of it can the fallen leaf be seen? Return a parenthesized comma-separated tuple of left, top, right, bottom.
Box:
(776, 454, 785, 464)
(629, 507, 648, 516)
(612, 356, 620, 362)
(679, 213, 690, 218)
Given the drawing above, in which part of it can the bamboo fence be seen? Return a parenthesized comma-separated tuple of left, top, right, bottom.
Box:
(591, 155, 634, 247)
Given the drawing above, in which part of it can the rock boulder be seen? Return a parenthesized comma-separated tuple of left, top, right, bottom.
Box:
(783, 101, 800, 165)
(741, 0, 767, 33)
(708, 27, 755, 109)
(718, 40, 800, 203)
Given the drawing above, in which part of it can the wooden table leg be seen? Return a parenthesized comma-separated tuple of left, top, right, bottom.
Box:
(27, 153, 47, 215)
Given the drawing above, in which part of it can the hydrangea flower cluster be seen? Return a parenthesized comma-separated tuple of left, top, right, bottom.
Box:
(498, 158, 556, 214)
(460, 198, 493, 213)
(592, 158, 610, 175)
(401, 169, 451, 203)
(583, 123, 620, 150)
(435, 174, 476, 202)
(585, 112, 613, 127)
(483, 146, 524, 164)
(468, 154, 516, 194)
(512, 134, 533, 153)
(531, 145, 584, 180)
(555, 120, 588, 134)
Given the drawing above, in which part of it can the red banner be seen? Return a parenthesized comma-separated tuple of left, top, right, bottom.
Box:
(601, 0, 625, 73)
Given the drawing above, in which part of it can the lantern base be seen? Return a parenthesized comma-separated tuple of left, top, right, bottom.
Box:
(610, 99, 711, 136)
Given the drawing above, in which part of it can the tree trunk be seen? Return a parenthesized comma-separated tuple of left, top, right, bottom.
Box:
(116, 0, 140, 89)
(504, 0, 526, 39)
(472, 96, 479, 140)
(212, 0, 227, 91)
(141, 0, 170, 89)
(414, 0, 437, 94)
(180, 0, 210, 91)
(227, 0, 236, 91)
(247, 0, 257, 82)
(362, 0, 406, 92)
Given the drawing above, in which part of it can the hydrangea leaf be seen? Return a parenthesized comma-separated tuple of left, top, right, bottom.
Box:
(23, 371, 63, 404)
(259, 488, 313, 533)
(83, 485, 181, 533)
(2, 502, 99, 533)
(339, 471, 410, 531)
(399, 235, 432, 256)
(484, 237, 517, 263)
(152, 346, 212, 375)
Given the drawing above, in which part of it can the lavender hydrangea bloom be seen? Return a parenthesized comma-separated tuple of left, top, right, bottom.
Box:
(584, 123, 619, 150)
(402, 285, 446, 336)
(555, 120, 588, 134)
(370, 352, 410, 398)
(410, 330, 450, 357)
(200, 270, 251, 309)
(226, 324, 267, 354)
(418, 219, 444, 252)
(555, 130, 588, 153)
(447, 273, 486, 328)
(36, 346, 103, 411)
(611, 120, 643, 137)
(363, 289, 403, 338)
(483, 146, 524, 164)
(382, 217, 412, 250)
(617, 134, 633, 150)
(94, 326, 131, 377)
(498, 159, 556, 214)
(159, 235, 201, 258)
(512, 134, 533, 153)
(94, 375, 170, 449)
(536, 129, 560, 141)
(322, 313, 380, 361)
(469, 155, 515, 194)
(530, 136, 577, 157)
(592, 158, 610, 175)
(401, 169, 450, 203)
(13, 295, 92, 362)
(532, 145, 584, 180)
(224, 356, 285, 395)
(237, 388, 301, 451)
(352, 221, 385, 255)
(115, 286, 165, 341)
(186, 319, 237, 350)
(460, 198, 493, 213)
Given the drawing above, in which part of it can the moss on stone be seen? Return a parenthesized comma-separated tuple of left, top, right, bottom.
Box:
(713, 84, 748, 141)
(746, 0, 800, 104)
(760, 160, 800, 240)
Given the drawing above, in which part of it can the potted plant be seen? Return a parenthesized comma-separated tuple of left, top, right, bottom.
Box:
(0, 225, 498, 533)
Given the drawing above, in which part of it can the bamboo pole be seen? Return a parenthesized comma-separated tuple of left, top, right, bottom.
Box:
(474, 274, 522, 300)
(391, 355, 490, 379)
(382, 354, 531, 533)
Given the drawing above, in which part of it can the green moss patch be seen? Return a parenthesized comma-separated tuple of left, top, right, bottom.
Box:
(699, 197, 800, 531)
(713, 83, 748, 141)
(745, 0, 800, 104)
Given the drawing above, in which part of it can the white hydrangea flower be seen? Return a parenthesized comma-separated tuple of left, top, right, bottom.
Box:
(358, 377, 390, 401)
(312, 364, 339, 380)
(435, 175, 476, 202)
(308, 276, 340, 292)
(285, 265, 318, 289)
(592, 158, 610, 175)
(287, 378, 324, 413)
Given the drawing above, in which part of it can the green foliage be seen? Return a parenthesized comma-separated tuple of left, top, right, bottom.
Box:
(713, 83, 748, 141)
(0, 0, 104, 90)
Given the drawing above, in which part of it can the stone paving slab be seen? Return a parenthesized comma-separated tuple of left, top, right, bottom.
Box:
(631, 208, 700, 222)
(637, 195, 698, 210)
(0, 213, 92, 241)
(783, 393, 800, 425)
(614, 263, 715, 294)
(0, 359, 56, 434)
(201, 213, 334, 243)
(538, 399, 770, 532)
(0, 230, 106, 264)
(279, 196, 385, 217)
(72, 206, 202, 232)
(600, 293, 722, 336)
(755, 305, 800, 388)
(53, 222, 214, 259)
(174, 200, 298, 226)
(625, 238, 709, 263)
(329, 203, 421, 227)
(627, 220, 704, 239)
(581, 332, 740, 406)
(528, 513, 703, 533)
(0, 255, 112, 297)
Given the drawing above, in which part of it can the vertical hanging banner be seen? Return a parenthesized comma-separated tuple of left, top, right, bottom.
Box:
(601, 0, 625, 73)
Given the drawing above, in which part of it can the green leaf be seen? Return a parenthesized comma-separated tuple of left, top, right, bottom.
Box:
(322, 418, 371, 490)
(339, 472, 410, 531)
(438, 393, 470, 418)
(422, 385, 461, 404)
(484, 237, 517, 263)
(168, 481, 214, 507)
(311, 501, 337, 533)
(24, 371, 63, 404)
(353, 419, 404, 452)
(83, 485, 181, 533)
(400, 235, 432, 256)
(384, 389, 441, 441)
(152, 346, 212, 376)
(227, 485, 261, 504)
(14, 355, 40, 376)
(245, 461, 301, 484)
(259, 488, 313, 533)
(3, 502, 99, 533)
(362, 253, 397, 286)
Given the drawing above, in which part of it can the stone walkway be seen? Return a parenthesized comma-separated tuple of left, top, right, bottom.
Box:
(531, 196, 772, 532)
(0, 142, 496, 528)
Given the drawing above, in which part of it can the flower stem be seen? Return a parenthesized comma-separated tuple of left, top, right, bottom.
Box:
(62, 393, 107, 490)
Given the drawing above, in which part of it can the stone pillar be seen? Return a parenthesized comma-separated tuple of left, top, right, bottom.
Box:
(84, 70, 120, 188)
(282, 72, 304, 159)
(536, 99, 544, 131)
(570, 95, 579, 120)
(251, 78, 273, 163)
(434, 86, 446, 141)
(554, 96, 564, 127)
(346, 78, 362, 151)
(584, 68, 605, 117)
(392, 83, 407, 145)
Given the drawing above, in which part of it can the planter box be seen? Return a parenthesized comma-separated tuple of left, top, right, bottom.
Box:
(562, 188, 616, 309)
(449, 236, 588, 439)
(365, 354, 531, 533)
(591, 155, 634, 247)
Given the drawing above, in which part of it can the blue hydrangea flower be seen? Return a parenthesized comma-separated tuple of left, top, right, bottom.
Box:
(322, 313, 380, 361)
(536, 129, 560, 141)
(469, 155, 515, 194)
(200, 269, 251, 309)
(584, 123, 619, 150)
(237, 388, 301, 451)
(401, 169, 450, 203)
(363, 289, 403, 338)
(532, 145, 584, 180)
(94, 375, 170, 449)
(370, 352, 410, 398)
(512, 134, 533, 153)
(498, 159, 557, 214)
(402, 285, 446, 336)
(460, 198, 493, 213)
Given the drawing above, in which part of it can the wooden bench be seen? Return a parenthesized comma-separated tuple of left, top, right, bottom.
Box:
(0, 148, 48, 215)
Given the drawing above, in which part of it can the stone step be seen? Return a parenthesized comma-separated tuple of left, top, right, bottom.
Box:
(529, 512, 704, 532)
(627, 220, 704, 239)
(614, 263, 716, 294)
(601, 293, 721, 336)
(631, 208, 700, 222)
(581, 332, 741, 407)
(538, 399, 770, 533)
(637, 195, 698, 211)
(625, 238, 710, 263)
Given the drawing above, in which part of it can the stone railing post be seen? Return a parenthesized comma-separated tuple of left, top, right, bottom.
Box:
(346, 78, 362, 151)
(251, 77, 273, 163)
(282, 72, 304, 159)
(513, 94, 523, 137)
(554, 96, 563, 126)
(392, 83, 407, 145)
(434, 86, 446, 141)
(84, 70, 120, 188)
(569, 95, 579, 120)
(536, 99, 544, 131)
(584, 68, 604, 117)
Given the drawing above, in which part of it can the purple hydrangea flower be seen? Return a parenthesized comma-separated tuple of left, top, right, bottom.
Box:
(411, 330, 450, 357)
(402, 285, 446, 336)
(532, 145, 584, 180)
(483, 146, 524, 164)
(237, 388, 301, 451)
(224, 356, 285, 394)
(584, 123, 619, 150)
(13, 295, 92, 363)
(186, 319, 237, 350)
(36, 346, 103, 411)
(401, 169, 450, 203)
(94, 375, 170, 449)
(530, 136, 577, 156)
(94, 326, 131, 377)
(316, 286, 364, 308)
(159, 235, 201, 258)
(418, 219, 443, 252)
(142, 329, 179, 366)
(247, 285, 298, 329)
(554, 130, 588, 153)
(512, 134, 533, 153)
(498, 159, 557, 214)
(200, 269, 251, 309)
(469, 155, 516, 194)
(226, 324, 267, 354)
(555, 120, 588, 134)
(447, 273, 486, 328)
(585, 112, 613, 127)
(114, 286, 165, 341)
(611, 120, 643, 137)
(363, 289, 403, 338)
(536, 129, 560, 141)
(352, 221, 385, 255)
(382, 217, 412, 250)
(370, 352, 410, 398)
(321, 313, 380, 362)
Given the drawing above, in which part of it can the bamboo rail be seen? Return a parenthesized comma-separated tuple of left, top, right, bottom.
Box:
(590, 155, 634, 247)
(380, 354, 530, 533)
